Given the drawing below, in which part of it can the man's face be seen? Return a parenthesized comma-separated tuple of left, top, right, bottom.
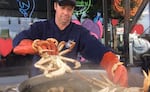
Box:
(54, 3, 74, 25)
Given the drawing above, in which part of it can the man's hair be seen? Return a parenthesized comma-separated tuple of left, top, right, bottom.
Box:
(55, 0, 76, 7)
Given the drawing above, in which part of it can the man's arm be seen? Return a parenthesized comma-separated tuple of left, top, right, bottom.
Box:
(78, 28, 128, 87)
(13, 21, 43, 47)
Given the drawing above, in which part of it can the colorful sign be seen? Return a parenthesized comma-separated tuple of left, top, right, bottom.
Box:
(16, 0, 35, 17)
(74, 0, 92, 16)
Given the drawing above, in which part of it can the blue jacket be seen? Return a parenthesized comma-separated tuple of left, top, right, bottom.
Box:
(13, 19, 111, 63)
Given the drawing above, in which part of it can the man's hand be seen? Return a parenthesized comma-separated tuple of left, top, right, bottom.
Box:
(111, 63, 128, 87)
(13, 39, 37, 55)
(100, 51, 128, 87)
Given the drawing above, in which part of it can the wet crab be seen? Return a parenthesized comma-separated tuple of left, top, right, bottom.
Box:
(33, 38, 81, 78)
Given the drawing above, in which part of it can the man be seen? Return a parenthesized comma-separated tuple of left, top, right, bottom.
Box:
(13, 0, 128, 87)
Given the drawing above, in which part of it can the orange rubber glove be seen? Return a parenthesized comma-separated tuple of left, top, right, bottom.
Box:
(13, 39, 37, 55)
(100, 51, 128, 87)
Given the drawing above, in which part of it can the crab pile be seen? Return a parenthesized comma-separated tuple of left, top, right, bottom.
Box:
(77, 70, 150, 92)
(33, 38, 81, 78)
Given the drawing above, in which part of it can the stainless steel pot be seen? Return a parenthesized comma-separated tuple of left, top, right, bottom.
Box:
(13, 70, 106, 92)
(5, 69, 144, 92)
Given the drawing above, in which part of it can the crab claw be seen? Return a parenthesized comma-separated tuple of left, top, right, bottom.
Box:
(143, 70, 150, 92)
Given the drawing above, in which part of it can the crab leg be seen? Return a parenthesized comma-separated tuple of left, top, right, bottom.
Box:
(34, 57, 52, 70)
(76, 71, 107, 89)
(92, 78, 112, 87)
(143, 70, 150, 92)
(57, 41, 66, 52)
(99, 74, 114, 86)
(59, 41, 75, 56)
(44, 67, 65, 78)
(98, 87, 109, 92)
(44, 57, 67, 78)
(59, 56, 81, 68)
(111, 62, 124, 77)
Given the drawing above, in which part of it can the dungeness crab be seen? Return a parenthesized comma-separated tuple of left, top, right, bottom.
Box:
(33, 38, 81, 78)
